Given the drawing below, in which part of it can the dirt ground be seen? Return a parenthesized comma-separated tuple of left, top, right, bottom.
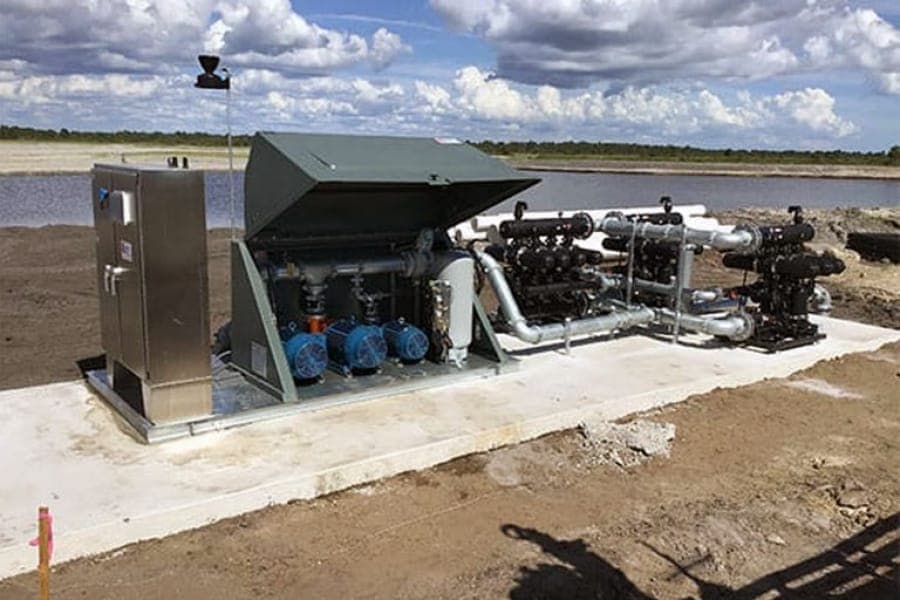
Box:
(2, 208, 897, 390)
(1, 342, 897, 599)
(0, 228, 233, 389)
(0, 208, 898, 598)
(0, 141, 249, 175)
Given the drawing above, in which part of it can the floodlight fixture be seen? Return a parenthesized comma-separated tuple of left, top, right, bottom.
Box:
(195, 54, 230, 90)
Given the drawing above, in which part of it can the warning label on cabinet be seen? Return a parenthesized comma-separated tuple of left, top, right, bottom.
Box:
(251, 341, 268, 378)
(120, 240, 133, 262)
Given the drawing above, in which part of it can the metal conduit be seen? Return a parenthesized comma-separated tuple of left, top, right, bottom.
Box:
(597, 213, 762, 252)
(475, 250, 656, 344)
(654, 308, 754, 341)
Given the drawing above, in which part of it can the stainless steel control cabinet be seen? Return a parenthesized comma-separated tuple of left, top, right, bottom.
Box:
(91, 164, 212, 424)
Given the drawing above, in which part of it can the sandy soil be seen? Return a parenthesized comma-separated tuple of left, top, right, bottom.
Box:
(505, 157, 900, 180)
(0, 209, 897, 598)
(0, 342, 897, 599)
(0, 228, 233, 389)
(0, 141, 249, 174)
(2, 208, 896, 390)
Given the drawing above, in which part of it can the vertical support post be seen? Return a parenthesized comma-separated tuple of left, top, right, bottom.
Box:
(37, 506, 50, 600)
(227, 85, 236, 241)
(672, 228, 689, 344)
(625, 225, 637, 307)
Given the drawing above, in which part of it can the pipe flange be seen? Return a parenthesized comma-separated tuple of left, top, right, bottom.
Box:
(729, 311, 755, 342)
(572, 212, 595, 239)
(733, 223, 763, 253)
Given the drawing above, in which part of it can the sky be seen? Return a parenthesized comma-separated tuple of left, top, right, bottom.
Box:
(0, 0, 898, 151)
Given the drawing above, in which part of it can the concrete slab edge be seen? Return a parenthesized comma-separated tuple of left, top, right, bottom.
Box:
(1, 330, 897, 578)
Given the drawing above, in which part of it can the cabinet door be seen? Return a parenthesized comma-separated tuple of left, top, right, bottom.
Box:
(110, 171, 146, 378)
(91, 170, 121, 361)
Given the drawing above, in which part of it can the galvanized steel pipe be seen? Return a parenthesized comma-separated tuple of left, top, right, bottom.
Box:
(597, 213, 761, 252)
(272, 250, 434, 284)
(475, 250, 655, 344)
(810, 284, 833, 314)
(654, 308, 754, 341)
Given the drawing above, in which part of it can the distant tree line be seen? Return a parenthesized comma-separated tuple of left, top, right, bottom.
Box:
(474, 140, 900, 166)
(1, 124, 897, 165)
(0, 125, 252, 147)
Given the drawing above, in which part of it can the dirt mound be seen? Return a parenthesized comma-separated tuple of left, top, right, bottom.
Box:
(578, 418, 676, 468)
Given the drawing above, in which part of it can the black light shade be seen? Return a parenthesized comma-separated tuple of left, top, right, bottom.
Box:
(195, 54, 230, 90)
(198, 54, 220, 74)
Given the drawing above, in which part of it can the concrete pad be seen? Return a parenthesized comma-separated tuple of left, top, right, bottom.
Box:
(1, 316, 897, 578)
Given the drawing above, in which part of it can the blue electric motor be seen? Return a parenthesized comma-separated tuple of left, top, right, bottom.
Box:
(282, 331, 328, 380)
(325, 319, 387, 372)
(382, 319, 429, 363)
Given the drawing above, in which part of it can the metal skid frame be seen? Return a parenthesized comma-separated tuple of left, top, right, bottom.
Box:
(85, 239, 516, 444)
(229, 239, 514, 401)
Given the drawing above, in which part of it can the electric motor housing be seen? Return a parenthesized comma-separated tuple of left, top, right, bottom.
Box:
(282, 332, 328, 380)
(382, 319, 430, 363)
(326, 319, 388, 372)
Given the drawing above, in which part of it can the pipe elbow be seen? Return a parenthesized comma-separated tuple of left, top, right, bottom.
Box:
(705, 312, 754, 341)
(512, 321, 541, 344)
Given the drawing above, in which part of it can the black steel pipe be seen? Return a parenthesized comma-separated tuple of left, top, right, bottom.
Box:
(723, 253, 845, 277)
(758, 222, 815, 247)
(499, 213, 593, 239)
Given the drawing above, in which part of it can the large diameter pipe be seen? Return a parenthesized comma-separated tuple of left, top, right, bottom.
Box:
(654, 308, 754, 341)
(597, 213, 761, 252)
(475, 250, 655, 344)
(273, 250, 434, 284)
(499, 213, 593, 240)
(759, 222, 814, 247)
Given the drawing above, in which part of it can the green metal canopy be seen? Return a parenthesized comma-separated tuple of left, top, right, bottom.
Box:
(243, 132, 540, 244)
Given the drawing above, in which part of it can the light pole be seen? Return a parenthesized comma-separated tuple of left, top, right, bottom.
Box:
(194, 55, 236, 240)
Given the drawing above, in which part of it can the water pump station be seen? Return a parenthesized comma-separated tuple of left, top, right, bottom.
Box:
(86, 132, 845, 442)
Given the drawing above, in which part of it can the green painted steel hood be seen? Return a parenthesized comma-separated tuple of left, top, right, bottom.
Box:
(244, 132, 540, 243)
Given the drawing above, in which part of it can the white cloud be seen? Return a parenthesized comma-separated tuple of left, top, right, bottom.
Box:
(351, 78, 404, 105)
(266, 91, 358, 119)
(453, 66, 536, 120)
(0, 0, 408, 76)
(204, 0, 408, 71)
(415, 81, 453, 113)
(768, 88, 858, 137)
(0, 74, 163, 104)
(414, 67, 858, 139)
(878, 72, 900, 95)
(430, 0, 900, 94)
(370, 28, 412, 69)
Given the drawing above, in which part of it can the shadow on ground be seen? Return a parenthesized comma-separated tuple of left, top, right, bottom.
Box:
(502, 512, 898, 599)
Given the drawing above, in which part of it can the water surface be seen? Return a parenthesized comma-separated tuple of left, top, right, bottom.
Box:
(0, 170, 896, 227)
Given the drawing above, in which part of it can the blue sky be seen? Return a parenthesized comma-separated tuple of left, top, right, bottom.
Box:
(0, 0, 898, 151)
